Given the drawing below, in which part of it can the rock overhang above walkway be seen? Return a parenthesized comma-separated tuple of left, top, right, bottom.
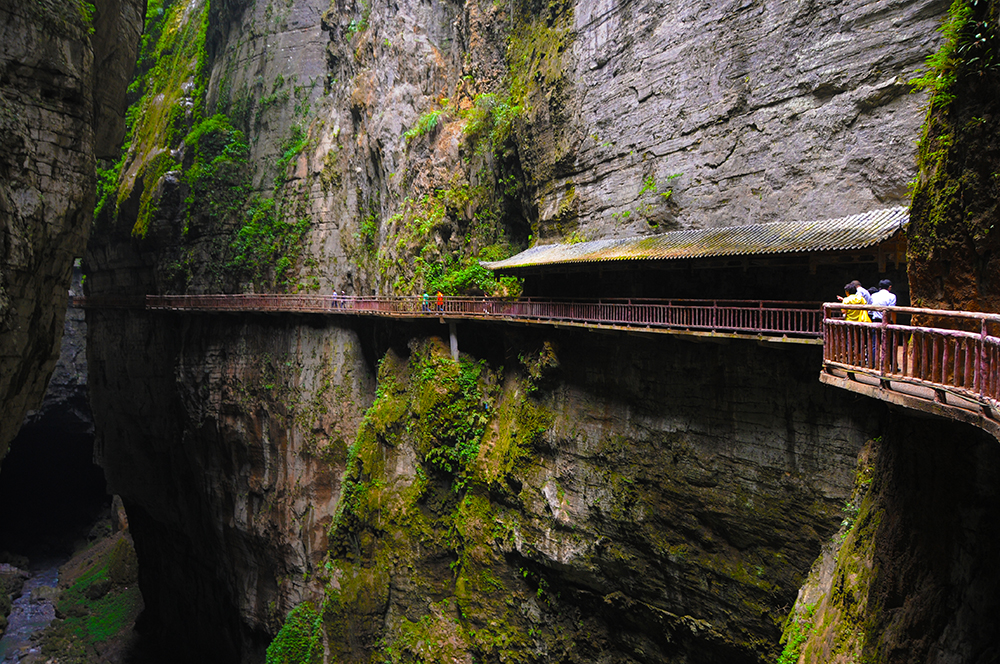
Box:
(483, 207, 909, 274)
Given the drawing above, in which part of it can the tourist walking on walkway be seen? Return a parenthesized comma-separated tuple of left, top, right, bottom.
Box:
(422, 292, 429, 312)
(870, 279, 896, 323)
(436, 291, 444, 311)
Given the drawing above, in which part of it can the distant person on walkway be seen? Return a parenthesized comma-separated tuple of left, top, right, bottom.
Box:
(330, 291, 339, 310)
(869, 279, 896, 323)
(436, 290, 444, 311)
(422, 292, 429, 312)
(841, 283, 871, 323)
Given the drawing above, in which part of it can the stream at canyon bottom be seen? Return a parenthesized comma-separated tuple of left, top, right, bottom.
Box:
(0, 561, 61, 663)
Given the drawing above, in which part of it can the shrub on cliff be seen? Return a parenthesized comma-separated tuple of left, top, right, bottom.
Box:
(108, 537, 139, 586)
(266, 601, 323, 664)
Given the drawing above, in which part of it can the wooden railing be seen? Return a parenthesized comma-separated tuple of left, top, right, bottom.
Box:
(822, 303, 1000, 419)
(137, 294, 824, 340)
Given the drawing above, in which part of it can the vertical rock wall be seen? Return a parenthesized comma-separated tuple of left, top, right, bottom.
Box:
(775, 3, 1000, 660)
(86, 299, 376, 660)
(88, 293, 884, 661)
(92, 0, 946, 301)
(776, 415, 1000, 663)
(0, 0, 143, 461)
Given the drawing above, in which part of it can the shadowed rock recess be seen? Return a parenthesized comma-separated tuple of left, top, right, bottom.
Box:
(68, 0, 1000, 661)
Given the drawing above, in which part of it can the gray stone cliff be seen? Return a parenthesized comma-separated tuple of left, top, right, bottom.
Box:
(0, 0, 144, 461)
(81, 0, 986, 661)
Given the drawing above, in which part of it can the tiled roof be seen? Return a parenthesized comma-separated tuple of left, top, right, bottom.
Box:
(483, 207, 909, 271)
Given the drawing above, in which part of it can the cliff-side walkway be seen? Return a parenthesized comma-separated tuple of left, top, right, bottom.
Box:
(138, 294, 825, 344)
(77, 294, 1000, 437)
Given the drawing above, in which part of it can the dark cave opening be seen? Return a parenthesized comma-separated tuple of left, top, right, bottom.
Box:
(0, 414, 110, 560)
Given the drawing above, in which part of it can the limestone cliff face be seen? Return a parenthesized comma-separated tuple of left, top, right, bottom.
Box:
(770, 2, 1000, 660)
(82, 0, 956, 661)
(512, 0, 946, 239)
(21, 266, 92, 436)
(299, 0, 946, 289)
(0, 0, 144, 460)
(776, 416, 1000, 663)
(93, 0, 944, 299)
(86, 297, 376, 659)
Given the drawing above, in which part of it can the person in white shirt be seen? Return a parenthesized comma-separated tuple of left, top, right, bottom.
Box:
(869, 279, 896, 322)
(852, 280, 872, 305)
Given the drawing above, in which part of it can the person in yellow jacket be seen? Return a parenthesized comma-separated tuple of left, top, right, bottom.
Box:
(841, 283, 871, 322)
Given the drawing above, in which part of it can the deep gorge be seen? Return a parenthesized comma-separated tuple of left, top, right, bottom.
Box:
(4, 0, 1000, 661)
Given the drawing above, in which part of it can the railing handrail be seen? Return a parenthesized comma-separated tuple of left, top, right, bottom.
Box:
(137, 294, 821, 307)
(821, 304, 1000, 435)
(823, 301, 1000, 324)
(127, 294, 826, 339)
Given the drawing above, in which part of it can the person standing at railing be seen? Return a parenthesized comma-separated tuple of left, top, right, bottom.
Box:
(840, 283, 871, 323)
(436, 290, 444, 312)
(840, 283, 872, 366)
(836, 280, 872, 305)
(330, 291, 339, 310)
(422, 292, 429, 313)
(869, 280, 896, 323)
(854, 280, 873, 305)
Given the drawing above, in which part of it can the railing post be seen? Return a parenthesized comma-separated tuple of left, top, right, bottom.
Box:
(822, 305, 829, 363)
(880, 314, 888, 377)
(977, 318, 988, 394)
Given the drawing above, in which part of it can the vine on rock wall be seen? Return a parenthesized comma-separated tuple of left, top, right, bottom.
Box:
(909, 0, 1000, 313)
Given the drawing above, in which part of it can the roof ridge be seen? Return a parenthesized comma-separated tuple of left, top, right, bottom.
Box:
(483, 206, 909, 270)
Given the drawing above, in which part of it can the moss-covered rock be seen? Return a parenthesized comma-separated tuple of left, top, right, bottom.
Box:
(909, 0, 1000, 313)
(776, 439, 880, 664)
(31, 533, 144, 664)
(267, 601, 323, 664)
(264, 330, 871, 663)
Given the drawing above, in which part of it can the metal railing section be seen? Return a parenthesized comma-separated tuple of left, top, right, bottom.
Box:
(822, 303, 1000, 415)
(139, 294, 824, 338)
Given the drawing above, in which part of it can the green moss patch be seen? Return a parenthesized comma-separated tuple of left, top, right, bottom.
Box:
(34, 533, 144, 663)
(268, 337, 562, 662)
(266, 601, 323, 664)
